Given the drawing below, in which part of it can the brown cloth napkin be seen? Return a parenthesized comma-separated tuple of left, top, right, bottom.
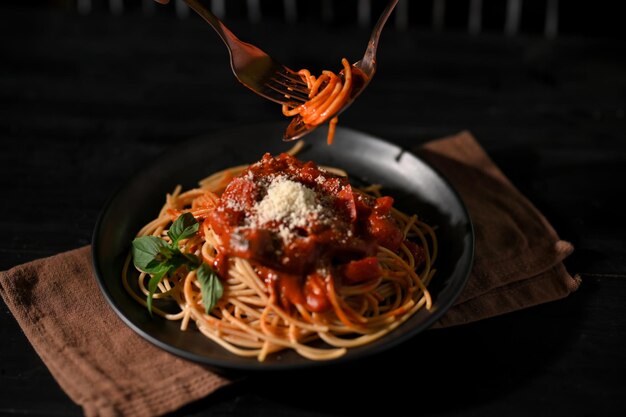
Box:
(0, 131, 579, 417)
(416, 131, 579, 326)
(0, 245, 230, 417)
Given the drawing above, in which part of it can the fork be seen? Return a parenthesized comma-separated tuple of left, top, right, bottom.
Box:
(184, 0, 310, 107)
(283, 0, 399, 141)
(354, 0, 399, 82)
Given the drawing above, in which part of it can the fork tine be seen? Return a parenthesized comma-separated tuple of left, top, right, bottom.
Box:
(269, 77, 309, 97)
(274, 80, 310, 97)
(264, 82, 309, 104)
(278, 67, 309, 88)
(260, 65, 311, 105)
(282, 98, 308, 108)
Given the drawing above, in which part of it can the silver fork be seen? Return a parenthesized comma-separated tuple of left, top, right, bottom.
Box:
(184, 0, 309, 107)
(284, 0, 399, 141)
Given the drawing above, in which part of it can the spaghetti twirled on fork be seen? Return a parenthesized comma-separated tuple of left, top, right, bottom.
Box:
(282, 58, 361, 145)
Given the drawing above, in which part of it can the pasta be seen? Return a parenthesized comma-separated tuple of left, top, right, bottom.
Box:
(283, 58, 365, 145)
(125, 145, 437, 361)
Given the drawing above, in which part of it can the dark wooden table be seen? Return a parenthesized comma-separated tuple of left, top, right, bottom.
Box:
(2, 6, 625, 417)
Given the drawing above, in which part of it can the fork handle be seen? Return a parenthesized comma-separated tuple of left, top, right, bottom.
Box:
(184, 0, 241, 50)
(361, 0, 399, 74)
(185, 0, 269, 67)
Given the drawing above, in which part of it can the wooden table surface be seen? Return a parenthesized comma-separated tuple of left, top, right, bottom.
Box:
(1, 5, 625, 417)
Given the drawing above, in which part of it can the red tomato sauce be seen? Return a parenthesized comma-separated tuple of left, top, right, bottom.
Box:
(206, 153, 409, 313)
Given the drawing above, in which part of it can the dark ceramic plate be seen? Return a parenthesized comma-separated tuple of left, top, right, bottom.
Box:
(92, 123, 474, 371)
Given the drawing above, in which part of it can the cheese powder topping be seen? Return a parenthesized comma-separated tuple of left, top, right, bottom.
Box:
(255, 177, 322, 229)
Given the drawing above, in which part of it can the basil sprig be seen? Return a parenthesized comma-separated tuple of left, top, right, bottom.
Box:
(131, 212, 223, 314)
(196, 263, 224, 314)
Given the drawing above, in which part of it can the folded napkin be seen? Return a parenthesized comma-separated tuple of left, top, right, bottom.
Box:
(416, 132, 579, 327)
(0, 131, 579, 417)
(0, 245, 230, 417)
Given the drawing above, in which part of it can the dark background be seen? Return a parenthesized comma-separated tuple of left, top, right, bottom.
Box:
(5, 0, 626, 37)
(1, 1, 625, 416)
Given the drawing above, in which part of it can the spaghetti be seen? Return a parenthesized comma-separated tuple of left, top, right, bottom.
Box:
(125, 146, 437, 361)
(283, 58, 365, 145)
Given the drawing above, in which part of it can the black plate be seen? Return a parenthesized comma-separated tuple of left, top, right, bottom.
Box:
(92, 123, 474, 371)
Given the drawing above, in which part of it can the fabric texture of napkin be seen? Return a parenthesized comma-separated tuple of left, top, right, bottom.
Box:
(416, 131, 579, 326)
(0, 131, 579, 417)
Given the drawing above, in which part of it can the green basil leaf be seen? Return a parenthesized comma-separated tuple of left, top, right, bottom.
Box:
(146, 265, 170, 315)
(196, 263, 223, 314)
(132, 236, 170, 271)
(182, 252, 201, 268)
(164, 251, 191, 271)
(131, 222, 205, 317)
(168, 212, 199, 246)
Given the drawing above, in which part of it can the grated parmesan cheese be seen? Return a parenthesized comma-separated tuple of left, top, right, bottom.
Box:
(315, 175, 326, 185)
(256, 178, 320, 225)
(251, 177, 324, 242)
